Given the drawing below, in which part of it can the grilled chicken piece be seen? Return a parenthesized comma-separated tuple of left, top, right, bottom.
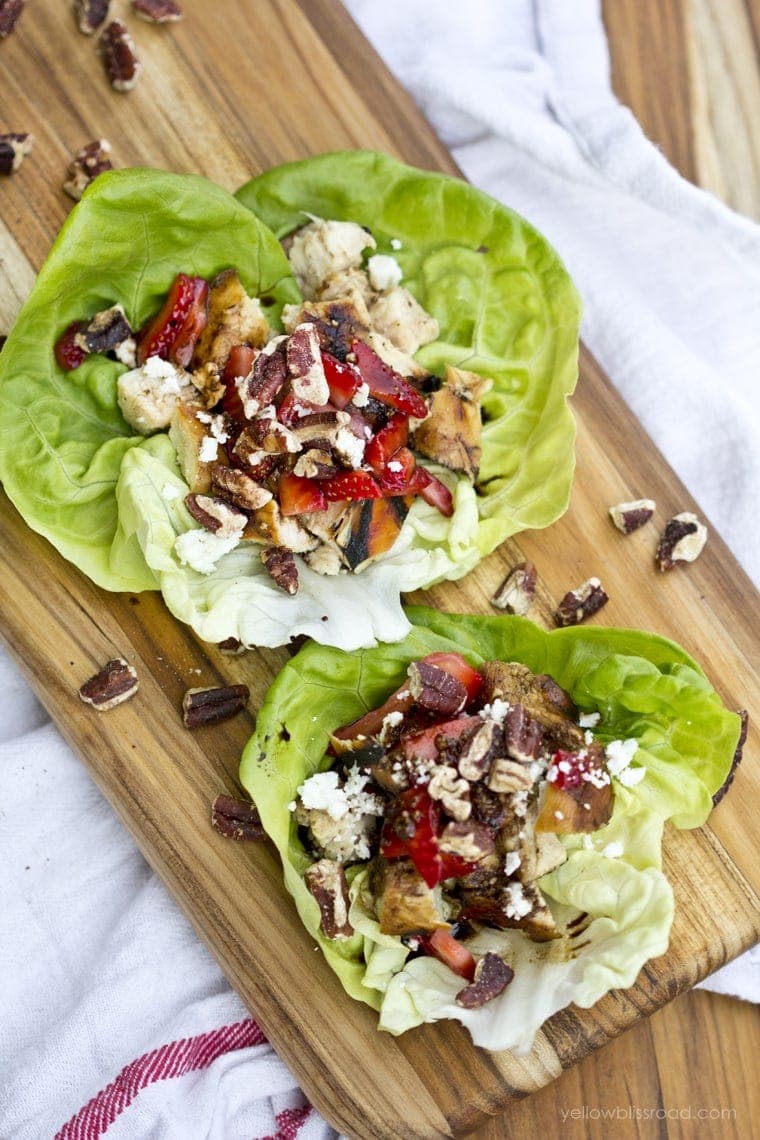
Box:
(534, 743, 614, 834)
(281, 299, 370, 362)
(412, 365, 489, 480)
(243, 500, 318, 554)
(371, 857, 449, 936)
(190, 361, 225, 408)
(169, 398, 220, 492)
(316, 267, 374, 311)
(364, 330, 430, 380)
(480, 661, 585, 752)
(117, 357, 190, 435)
(514, 814, 567, 881)
(459, 866, 561, 941)
(368, 286, 439, 356)
(287, 218, 376, 298)
(192, 268, 271, 370)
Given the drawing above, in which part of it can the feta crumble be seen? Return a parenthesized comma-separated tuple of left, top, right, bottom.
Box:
(504, 881, 532, 920)
(389, 237, 403, 250)
(199, 436, 219, 463)
(504, 851, 521, 876)
(174, 527, 243, 575)
(367, 254, 403, 292)
(606, 737, 646, 788)
(578, 711, 601, 728)
(352, 381, 370, 407)
(297, 766, 384, 823)
(162, 483, 180, 501)
(602, 841, 624, 859)
(479, 698, 510, 724)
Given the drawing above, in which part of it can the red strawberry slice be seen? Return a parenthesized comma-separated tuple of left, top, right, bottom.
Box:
(221, 344, 255, 423)
(352, 340, 428, 419)
(322, 469, 383, 502)
(278, 473, 327, 516)
(137, 273, 209, 367)
(322, 351, 361, 409)
(415, 467, 454, 517)
(365, 412, 409, 474)
(378, 447, 419, 493)
(55, 321, 87, 371)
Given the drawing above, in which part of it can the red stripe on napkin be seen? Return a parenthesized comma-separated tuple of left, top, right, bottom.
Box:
(56, 1018, 268, 1139)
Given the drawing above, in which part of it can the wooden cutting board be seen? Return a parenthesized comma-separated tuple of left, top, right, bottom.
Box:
(0, 2, 758, 1137)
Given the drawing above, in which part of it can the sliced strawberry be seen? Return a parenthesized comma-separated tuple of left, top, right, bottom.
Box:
(380, 788, 479, 888)
(276, 389, 332, 426)
(137, 273, 209, 367)
(278, 472, 327, 516)
(415, 467, 454, 517)
(352, 340, 428, 419)
(423, 653, 483, 703)
(400, 715, 482, 763)
(421, 929, 477, 981)
(377, 447, 418, 494)
(322, 351, 361, 409)
(322, 469, 383, 503)
(221, 345, 255, 423)
(365, 412, 409, 474)
(331, 688, 417, 745)
(55, 321, 87, 371)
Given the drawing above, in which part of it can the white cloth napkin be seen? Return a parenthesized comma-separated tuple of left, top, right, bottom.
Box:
(1, 2, 758, 1137)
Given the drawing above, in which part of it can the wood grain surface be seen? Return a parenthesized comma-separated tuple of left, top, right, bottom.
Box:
(0, 1, 758, 1137)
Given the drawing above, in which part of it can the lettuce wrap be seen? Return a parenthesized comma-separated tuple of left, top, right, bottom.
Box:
(239, 608, 741, 1052)
(0, 155, 581, 650)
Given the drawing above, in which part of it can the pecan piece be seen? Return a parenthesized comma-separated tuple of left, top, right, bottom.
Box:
(211, 794, 265, 841)
(261, 546, 299, 595)
(491, 560, 537, 615)
(438, 820, 495, 862)
(212, 466, 273, 511)
(555, 577, 608, 627)
(79, 658, 139, 710)
(182, 684, 249, 728)
(504, 704, 544, 762)
(217, 636, 246, 656)
(240, 338, 288, 418)
(185, 493, 248, 537)
(75, 0, 110, 34)
(287, 323, 330, 405)
(99, 20, 142, 93)
(74, 303, 132, 355)
(713, 710, 749, 806)
(656, 511, 707, 571)
(0, 0, 23, 38)
(63, 139, 114, 201)
(609, 498, 656, 535)
(427, 764, 471, 821)
(407, 660, 467, 716)
(304, 858, 354, 940)
(457, 720, 503, 782)
(486, 756, 533, 793)
(132, 0, 182, 22)
(0, 132, 33, 176)
(456, 952, 514, 1008)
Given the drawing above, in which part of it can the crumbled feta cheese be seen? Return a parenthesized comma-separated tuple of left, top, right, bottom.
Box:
(297, 766, 384, 823)
(117, 355, 187, 435)
(142, 355, 183, 390)
(287, 800, 296, 812)
(504, 851, 521, 876)
(196, 411, 229, 443)
(582, 834, 594, 850)
(578, 711, 601, 728)
(479, 698, 510, 724)
(389, 238, 403, 251)
(162, 483, 180, 501)
(334, 426, 365, 468)
(199, 436, 219, 463)
(617, 766, 646, 787)
(379, 709, 404, 743)
(503, 881, 532, 920)
(511, 789, 529, 818)
(605, 738, 639, 776)
(584, 729, 594, 745)
(352, 381, 370, 407)
(602, 841, 624, 858)
(387, 460, 403, 473)
(367, 254, 403, 292)
(174, 527, 242, 575)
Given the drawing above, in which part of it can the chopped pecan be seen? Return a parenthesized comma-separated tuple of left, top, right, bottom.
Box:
(79, 658, 139, 710)
(456, 952, 514, 1008)
(185, 493, 248, 537)
(74, 303, 132, 355)
(261, 546, 299, 595)
(75, 0, 110, 34)
(0, 132, 33, 176)
(293, 447, 337, 480)
(438, 820, 495, 862)
(182, 684, 249, 728)
(132, 0, 182, 21)
(211, 794, 265, 841)
(407, 660, 467, 717)
(240, 338, 288, 418)
(656, 512, 707, 571)
(457, 720, 503, 782)
(486, 756, 533, 793)
(0, 0, 23, 38)
(609, 498, 655, 535)
(217, 636, 246, 655)
(555, 577, 608, 627)
(491, 561, 537, 615)
(427, 765, 471, 821)
(304, 859, 354, 940)
(212, 466, 273, 511)
(63, 139, 114, 201)
(713, 710, 748, 806)
(99, 20, 142, 92)
(287, 323, 330, 405)
(503, 704, 544, 762)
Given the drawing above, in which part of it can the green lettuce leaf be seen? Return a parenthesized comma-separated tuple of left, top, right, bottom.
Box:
(0, 168, 298, 592)
(236, 149, 582, 544)
(239, 609, 741, 1051)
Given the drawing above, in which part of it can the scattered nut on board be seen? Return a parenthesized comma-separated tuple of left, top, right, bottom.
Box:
(182, 684, 250, 728)
(99, 20, 142, 93)
(555, 577, 609, 627)
(0, 0, 24, 39)
(79, 658, 139, 710)
(655, 512, 708, 570)
(132, 0, 182, 23)
(608, 498, 656, 535)
(75, 0, 111, 35)
(63, 139, 114, 201)
(0, 133, 34, 176)
(211, 794, 265, 841)
(491, 560, 537, 615)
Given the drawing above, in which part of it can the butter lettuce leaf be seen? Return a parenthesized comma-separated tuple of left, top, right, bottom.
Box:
(239, 609, 740, 1050)
(0, 169, 298, 592)
(236, 149, 582, 547)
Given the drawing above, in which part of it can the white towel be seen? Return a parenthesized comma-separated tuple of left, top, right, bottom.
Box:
(1, 3, 757, 1137)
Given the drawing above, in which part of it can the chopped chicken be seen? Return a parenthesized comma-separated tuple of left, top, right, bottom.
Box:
(288, 218, 376, 299)
(192, 268, 271, 369)
(412, 364, 489, 480)
(368, 286, 439, 356)
(364, 330, 429, 380)
(371, 857, 449, 936)
(117, 356, 191, 435)
(168, 397, 220, 493)
(316, 267, 373, 311)
(244, 499, 318, 554)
